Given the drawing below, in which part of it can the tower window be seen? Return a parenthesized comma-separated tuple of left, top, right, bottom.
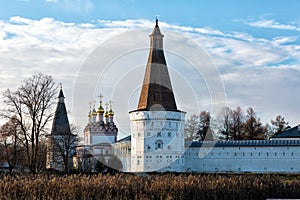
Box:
(157, 132, 162, 137)
(167, 132, 172, 137)
(155, 140, 163, 150)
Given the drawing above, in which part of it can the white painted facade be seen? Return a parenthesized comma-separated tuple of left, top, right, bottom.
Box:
(185, 140, 300, 173)
(113, 138, 300, 173)
(129, 110, 185, 172)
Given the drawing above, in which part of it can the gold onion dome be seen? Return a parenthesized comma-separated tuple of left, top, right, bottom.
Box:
(97, 103, 105, 114)
(109, 108, 114, 116)
(104, 110, 109, 118)
(92, 108, 97, 116)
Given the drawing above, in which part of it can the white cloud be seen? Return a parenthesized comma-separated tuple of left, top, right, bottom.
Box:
(245, 18, 300, 32)
(1, 17, 300, 139)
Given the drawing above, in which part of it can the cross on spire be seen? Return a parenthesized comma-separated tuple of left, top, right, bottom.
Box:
(98, 93, 103, 102)
(109, 100, 113, 109)
(88, 101, 95, 111)
(105, 102, 109, 111)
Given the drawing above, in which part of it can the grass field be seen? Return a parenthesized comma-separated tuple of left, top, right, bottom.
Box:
(0, 173, 300, 199)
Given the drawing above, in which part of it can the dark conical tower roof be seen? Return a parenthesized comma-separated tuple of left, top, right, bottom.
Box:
(137, 19, 178, 111)
(51, 87, 71, 135)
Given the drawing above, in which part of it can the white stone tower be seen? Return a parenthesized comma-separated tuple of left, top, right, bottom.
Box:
(129, 19, 186, 172)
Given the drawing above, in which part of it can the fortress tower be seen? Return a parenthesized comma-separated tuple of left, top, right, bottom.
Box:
(129, 19, 186, 172)
(46, 86, 76, 172)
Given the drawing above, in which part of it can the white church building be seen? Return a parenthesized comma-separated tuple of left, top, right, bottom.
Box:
(75, 19, 300, 173)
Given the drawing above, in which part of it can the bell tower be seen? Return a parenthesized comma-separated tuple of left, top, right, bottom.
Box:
(129, 19, 186, 172)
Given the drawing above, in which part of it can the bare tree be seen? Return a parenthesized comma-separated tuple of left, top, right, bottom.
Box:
(2, 73, 56, 173)
(217, 107, 232, 140)
(48, 124, 78, 173)
(271, 115, 289, 136)
(185, 111, 213, 141)
(230, 107, 245, 140)
(184, 114, 200, 140)
(243, 107, 265, 140)
(196, 111, 212, 141)
(0, 116, 23, 173)
(108, 155, 123, 172)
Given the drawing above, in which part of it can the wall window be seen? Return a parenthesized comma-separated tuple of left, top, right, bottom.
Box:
(155, 140, 163, 150)
(157, 132, 162, 137)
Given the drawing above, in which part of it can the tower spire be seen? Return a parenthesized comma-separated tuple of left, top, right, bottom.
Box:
(136, 19, 177, 111)
(51, 87, 71, 135)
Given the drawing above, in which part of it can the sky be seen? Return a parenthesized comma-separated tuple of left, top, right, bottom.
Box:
(1, 0, 300, 139)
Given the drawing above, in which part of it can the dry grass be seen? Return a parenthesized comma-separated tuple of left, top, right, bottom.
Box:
(0, 173, 299, 199)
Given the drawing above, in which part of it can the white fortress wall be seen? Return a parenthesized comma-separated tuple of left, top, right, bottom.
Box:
(185, 140, 300, 173)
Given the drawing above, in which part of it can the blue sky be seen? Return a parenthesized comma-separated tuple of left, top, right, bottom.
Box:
(1, 0, 300, 138)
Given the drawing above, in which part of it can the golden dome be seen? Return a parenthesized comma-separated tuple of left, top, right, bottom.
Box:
(92, 108, 97, 116)
(97, 102, 105, 114)
(109, 109, 114, 116)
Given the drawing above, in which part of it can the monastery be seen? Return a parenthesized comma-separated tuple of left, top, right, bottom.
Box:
(46, 19, 300, 173)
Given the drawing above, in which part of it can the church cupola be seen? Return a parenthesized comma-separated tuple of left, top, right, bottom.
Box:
(108, 100, 114, 124)
(104, 103, 109, 124)
(88, 103, 92, 124)
(92, 105, 97, 123)
(97, 94, 105, 122)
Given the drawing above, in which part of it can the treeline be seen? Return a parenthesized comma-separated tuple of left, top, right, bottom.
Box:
(0, 173, 300, 199)
(185, 106, 290, 141)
